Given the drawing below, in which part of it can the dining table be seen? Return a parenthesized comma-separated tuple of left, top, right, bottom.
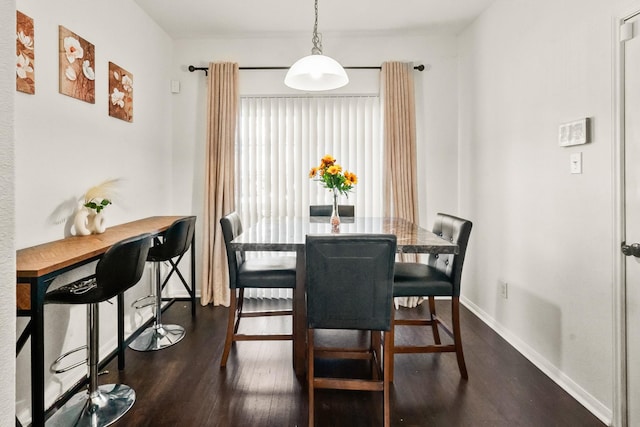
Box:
(228, 216, 459, 376)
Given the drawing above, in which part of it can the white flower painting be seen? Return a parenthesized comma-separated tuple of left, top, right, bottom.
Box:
(16, 11, 35, 94)
(108, 62, 133, 122)
(59, 26, 95, 103)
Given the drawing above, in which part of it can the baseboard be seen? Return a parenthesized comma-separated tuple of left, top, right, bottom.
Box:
(460, 296, 613, 426)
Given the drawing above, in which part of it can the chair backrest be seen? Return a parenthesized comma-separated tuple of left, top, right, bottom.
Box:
(95, 232, 153, 301)
(305, 234, 397, 331)
(220, 212, 245, 289)
(428, 213, 473, 296)
(47, 233, 152, 305)
(309, 205, 355, 217)
(147, 216, 197, 262)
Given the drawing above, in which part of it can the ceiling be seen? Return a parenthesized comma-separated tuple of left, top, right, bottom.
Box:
(134, 0, 496, 39)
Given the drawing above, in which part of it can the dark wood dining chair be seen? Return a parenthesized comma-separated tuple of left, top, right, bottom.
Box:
(219, 212, 297, 368)
(309, 204, 355, 217)
(306, 234, 397, 427)
(389, 213, 472, 381)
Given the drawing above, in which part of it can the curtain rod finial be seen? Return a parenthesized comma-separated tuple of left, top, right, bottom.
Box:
(188, 65, 208, 76)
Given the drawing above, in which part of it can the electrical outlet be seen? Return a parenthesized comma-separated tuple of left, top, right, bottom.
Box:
(499, 281, 508, 299)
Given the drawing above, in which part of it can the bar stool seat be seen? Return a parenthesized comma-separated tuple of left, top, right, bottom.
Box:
(45, 233, 152, 427)
(129, 216, 196, 352)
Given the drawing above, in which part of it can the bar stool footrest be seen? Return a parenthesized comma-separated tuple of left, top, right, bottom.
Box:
(50, 345, 87, 374)
(131, 294, 156, 310)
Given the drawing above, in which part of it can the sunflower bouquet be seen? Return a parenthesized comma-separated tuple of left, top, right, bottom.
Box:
(309, 154, 358, 196)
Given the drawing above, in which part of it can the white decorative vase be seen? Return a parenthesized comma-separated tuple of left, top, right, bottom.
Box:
(73, 205, 106, 235)
(73, 206, 92, 236)
(90, 211, 106, 234)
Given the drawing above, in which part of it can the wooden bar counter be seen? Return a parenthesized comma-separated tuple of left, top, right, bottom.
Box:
(16, 216, 196, 426)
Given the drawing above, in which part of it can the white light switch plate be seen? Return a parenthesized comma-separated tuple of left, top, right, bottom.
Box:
(570, 152, 582, 174)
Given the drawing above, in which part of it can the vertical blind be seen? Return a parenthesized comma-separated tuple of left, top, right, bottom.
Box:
(237, 96, 383, 223)
(236, 95, 383, 298)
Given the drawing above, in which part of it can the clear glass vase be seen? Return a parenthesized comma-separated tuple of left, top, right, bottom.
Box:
(330, 188, 340, 233)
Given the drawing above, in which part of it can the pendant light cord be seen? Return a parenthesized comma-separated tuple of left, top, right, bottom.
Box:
(311, 0, 322, 55)
(188, 1, 429, 78)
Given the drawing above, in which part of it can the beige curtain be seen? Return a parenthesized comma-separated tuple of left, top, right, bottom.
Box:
(382, 61, 421, 308)
(200, 62, 239, 306)
(382, 61, 418, 221)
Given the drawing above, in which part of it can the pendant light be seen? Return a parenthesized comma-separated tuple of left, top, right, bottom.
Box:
(284, 0, 349, 91)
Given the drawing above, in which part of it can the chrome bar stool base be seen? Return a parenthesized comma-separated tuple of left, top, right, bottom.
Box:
(128, 324, 185, 352)
(46, 384, 135, 427)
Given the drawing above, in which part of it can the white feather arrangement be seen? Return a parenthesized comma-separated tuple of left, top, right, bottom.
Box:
(82, 178, 120, 212)
(72, 178, 121, 235)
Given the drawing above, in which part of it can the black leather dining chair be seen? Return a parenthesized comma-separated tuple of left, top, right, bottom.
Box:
(389, 213, 472, 381)
(46, 233, 152, 427)
(309, 204, 355, 217)
(306, 234, 396, 427)
(219, 212, 297, 368)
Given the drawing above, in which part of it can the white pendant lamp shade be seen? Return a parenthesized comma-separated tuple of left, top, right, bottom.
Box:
(285, 0, 348, 91)
(285, 54, 349, 91)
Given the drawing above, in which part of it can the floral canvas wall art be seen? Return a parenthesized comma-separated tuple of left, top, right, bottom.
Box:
(16, 11, 35, 94)
(108, 62, 133, 122)
(58, 26, 95, 103)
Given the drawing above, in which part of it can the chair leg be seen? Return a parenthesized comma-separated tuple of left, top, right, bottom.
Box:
(388, 304, 396, 383)
(428, 296, 441, 344)
(308, 326, 389, 426)
(308, 329, 315, 427)
(383, 330, 391, 427)
(234, 288, 245, 334)
(390, 297, 468, 380)
(220, 290, 238, 368)
(452, 297, 468, 380)
(371, 330, 382, 381)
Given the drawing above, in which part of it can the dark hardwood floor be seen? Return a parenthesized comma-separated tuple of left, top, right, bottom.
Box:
(97, 299, 605, 427)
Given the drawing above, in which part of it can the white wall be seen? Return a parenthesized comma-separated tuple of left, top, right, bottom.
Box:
(170, 32, 461, 250)
(13, 0, 174, 423)
(11, 0, 627, 424)
(458, 0, 632, 423)
(1, 1, 17, 425)
(15, 1, 174, 247)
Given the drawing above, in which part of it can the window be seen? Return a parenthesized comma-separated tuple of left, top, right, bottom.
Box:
(236, 96, 383, 224)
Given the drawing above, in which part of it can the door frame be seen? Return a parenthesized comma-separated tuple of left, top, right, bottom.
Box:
(613, 4, 640, 427)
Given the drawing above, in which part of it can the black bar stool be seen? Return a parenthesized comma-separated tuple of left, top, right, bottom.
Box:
(45, 233, 152, 427)
(129, 216, 196, 352)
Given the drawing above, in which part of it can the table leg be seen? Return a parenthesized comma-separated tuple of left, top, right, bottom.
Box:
(30, 277, 46, 427)
(190, 236, 196, 317)
(118, 293, 125, 370)
(293, 247, 306, 377)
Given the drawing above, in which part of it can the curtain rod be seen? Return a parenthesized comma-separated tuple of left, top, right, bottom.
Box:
(188, 64, 425, 76)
